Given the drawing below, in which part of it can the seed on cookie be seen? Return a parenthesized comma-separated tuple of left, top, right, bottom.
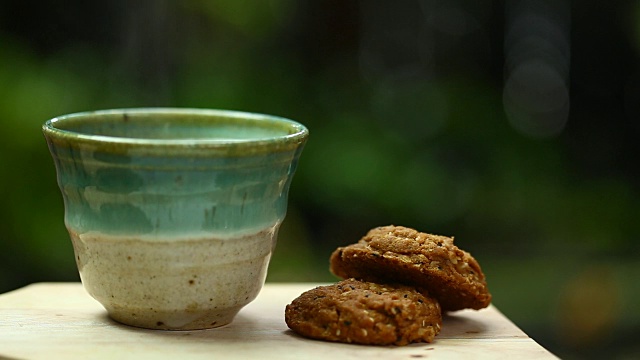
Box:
(330, 225, 492, 311)
(285, 279, 442, 346)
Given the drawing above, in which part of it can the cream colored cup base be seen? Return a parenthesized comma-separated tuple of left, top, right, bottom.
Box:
(106, 305, 242, 330)
(70, 227, 277, 331)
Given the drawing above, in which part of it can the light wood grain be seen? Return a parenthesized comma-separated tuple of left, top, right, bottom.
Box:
(0, 283, 556, 359)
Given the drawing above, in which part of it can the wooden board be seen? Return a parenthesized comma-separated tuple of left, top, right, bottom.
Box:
(0, 283, 557, 359)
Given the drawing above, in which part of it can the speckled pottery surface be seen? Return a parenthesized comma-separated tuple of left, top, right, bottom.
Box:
(42, 108, 308, 330)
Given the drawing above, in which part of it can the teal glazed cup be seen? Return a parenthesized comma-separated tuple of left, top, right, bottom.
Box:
(43, 108, 308, 330)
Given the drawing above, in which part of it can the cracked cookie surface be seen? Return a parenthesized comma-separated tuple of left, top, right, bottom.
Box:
(285, 279, 442, 346)
(330, 225, 491, 311)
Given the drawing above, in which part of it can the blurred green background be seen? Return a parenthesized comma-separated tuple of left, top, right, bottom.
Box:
(1, 0, 639, 358)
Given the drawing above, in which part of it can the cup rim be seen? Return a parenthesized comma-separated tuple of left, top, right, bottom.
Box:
(42, 108, 308, 154)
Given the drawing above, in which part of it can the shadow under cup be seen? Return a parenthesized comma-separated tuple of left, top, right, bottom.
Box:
(42, 108, 308, 330)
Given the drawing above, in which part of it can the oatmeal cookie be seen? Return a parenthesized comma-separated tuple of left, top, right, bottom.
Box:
(330, 225, 491, 311)
(285, 279, 442, 346)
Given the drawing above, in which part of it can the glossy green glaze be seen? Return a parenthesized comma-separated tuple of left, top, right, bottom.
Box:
(43, 108, 308, 237)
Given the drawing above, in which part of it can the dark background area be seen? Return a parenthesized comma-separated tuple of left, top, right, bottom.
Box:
(1, 1, 639, 358)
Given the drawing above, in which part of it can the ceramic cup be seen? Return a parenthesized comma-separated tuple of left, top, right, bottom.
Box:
(43, 108, 308, 330)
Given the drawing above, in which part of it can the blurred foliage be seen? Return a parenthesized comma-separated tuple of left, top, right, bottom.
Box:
(1, 0, 640, 359)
